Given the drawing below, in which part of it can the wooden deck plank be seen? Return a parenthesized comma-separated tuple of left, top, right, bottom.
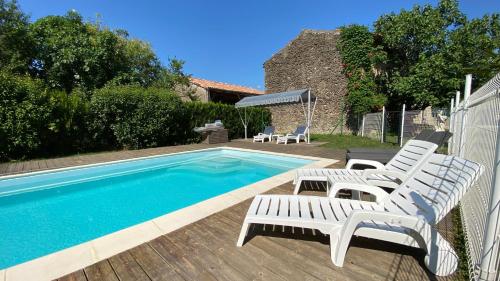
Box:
(57, 270, 88, 281)
(128, 244, 186, 281)
(163, 231, 249, 281)
(108, 251, 151, 281)
(184, 220, 288, 281)
(84, 260, 119, 281)
(148, 236, 219, 281)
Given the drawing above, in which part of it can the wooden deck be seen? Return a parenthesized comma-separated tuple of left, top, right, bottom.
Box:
(0, 141, 456, 281)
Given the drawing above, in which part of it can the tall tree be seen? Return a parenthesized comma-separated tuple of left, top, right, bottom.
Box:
(0, 0, 33, 73)
(374, 0, 500, 109)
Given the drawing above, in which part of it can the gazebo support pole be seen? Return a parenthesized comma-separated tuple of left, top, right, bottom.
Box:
(307, 89, 311, 144)
(244, 107, 248, 140)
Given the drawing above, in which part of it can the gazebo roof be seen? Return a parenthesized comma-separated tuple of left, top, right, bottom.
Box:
(235, 89, 314, 108)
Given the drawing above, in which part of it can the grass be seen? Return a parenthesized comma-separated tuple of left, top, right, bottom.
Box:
(452, 207, 470, 281)
(311, 134, 399, 150)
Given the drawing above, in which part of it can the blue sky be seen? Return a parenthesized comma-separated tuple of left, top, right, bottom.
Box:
(18, 0, 499, 90)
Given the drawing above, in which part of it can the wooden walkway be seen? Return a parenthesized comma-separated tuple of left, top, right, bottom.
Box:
(0, 141, 456, 281)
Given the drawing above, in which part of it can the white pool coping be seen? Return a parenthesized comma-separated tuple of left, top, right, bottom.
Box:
(1, 146, 338, 281)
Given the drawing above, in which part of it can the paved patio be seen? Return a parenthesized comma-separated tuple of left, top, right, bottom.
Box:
(0, 141, 456, 281)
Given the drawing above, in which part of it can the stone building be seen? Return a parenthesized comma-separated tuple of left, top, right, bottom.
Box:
(264, 29, 348, 134)
(177, 77, 264, 104)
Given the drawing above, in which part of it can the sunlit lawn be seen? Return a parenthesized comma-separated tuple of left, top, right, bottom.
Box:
(311, 134, 399, 150)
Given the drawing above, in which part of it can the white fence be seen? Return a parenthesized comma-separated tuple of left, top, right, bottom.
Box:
(449, 73, 500, 281)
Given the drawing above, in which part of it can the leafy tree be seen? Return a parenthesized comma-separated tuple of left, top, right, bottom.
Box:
(338, 25, 386, 114)
(0, 0, 33, 73)
(29, 11, 125, 92)
(374, 0, 500, 108)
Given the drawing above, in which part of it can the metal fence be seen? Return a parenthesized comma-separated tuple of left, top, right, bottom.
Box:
(449, 73, 500, 281)
(360, 106, 448, 146)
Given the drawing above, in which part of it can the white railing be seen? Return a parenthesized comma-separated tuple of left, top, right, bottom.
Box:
(449, 73, 500, 281)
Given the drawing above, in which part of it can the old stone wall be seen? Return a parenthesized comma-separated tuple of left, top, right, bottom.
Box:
(264, 29, 348, 134)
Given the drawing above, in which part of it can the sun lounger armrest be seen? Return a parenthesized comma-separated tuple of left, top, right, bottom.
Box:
(361, 169, 408, 187)
(339, 210, 428, 241)
(286, 133, 296, 137)
(345, 159, 386, 170)
(328, 182, 389, 203)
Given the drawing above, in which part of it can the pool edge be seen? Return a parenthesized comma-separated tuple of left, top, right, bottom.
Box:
(3, 147, 337, 281)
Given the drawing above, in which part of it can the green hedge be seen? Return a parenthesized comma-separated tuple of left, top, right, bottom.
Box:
(0, 79, 271, 161)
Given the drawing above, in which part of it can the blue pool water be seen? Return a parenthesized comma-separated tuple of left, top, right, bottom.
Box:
(0, 148, 311, 269)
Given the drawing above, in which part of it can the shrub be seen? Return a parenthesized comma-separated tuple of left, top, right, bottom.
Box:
(0, 71, 51, 161)
(88, 86, 271, 149)
(88, 85, 184, 149)
(0, 81, 271, 161)
(41, 89, 89, 156)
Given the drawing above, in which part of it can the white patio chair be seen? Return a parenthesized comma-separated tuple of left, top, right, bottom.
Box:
(253, 126, 275, 143)
(293, 140, 438, 196)
(236, 153, 483, 276)
(276, 125, 307, 144)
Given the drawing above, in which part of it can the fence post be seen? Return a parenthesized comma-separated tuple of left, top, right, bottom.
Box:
(458, 74, 472, 158)
(400, 104, 405, 147)
(381, 106, 385, 143)
(478, 87, 500, 281)
(454, 91, 461, 154)
(361, 114, 365, 137)
(448, 98, 455, 155)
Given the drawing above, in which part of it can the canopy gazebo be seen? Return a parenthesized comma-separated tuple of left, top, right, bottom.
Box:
(235, 89, 317, 144)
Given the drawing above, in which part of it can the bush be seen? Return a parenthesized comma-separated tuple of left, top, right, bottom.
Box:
(88, 85, 269, 150)
(0, 71, 51, 161)
(42, 89, 89, 156)
(0, 81, 271, 161)
(88, 85, 184, 149)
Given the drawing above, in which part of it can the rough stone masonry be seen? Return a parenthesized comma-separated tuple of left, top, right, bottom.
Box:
(264, 29, 349, 134)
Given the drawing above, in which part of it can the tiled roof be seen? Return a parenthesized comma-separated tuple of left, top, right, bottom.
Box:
(190, 77, 264, 95)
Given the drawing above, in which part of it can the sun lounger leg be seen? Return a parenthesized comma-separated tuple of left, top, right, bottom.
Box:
(236, 222, 250, 247)
(293, 179, 303, 195)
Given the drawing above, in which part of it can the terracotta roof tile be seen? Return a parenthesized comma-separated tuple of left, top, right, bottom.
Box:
(190, 77, 264, 95)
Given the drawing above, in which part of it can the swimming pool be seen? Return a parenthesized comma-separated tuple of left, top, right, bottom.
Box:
(0, 148, 312, 269)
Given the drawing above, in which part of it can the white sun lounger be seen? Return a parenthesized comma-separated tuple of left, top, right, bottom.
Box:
(253, 126, 275, 143)
(276, 125, 307, 144)
(293, 140, 438, 195)
(237, 154, 482, 276)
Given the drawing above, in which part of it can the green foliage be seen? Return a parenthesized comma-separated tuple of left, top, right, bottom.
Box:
(0, 2, 190, 93)
(338, 25, 386, 114)
(88, 86, 184, 149)
(374, 0, 500, 108)
(87, 86, 270, 151)
(452, 208, 470, 281)
(0, 71, 50, 160)
(28, 11, 166, 92)
(0, 81, 270, 161)
(0, 0, 33, 73)
(339, 0, 499, 111)
(43, 89, 89, 155)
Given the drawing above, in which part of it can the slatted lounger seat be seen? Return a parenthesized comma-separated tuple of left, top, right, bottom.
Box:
(293, 140, 438, 195)
(237, 154, 483, 276)
(276, 125, 308, 144)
